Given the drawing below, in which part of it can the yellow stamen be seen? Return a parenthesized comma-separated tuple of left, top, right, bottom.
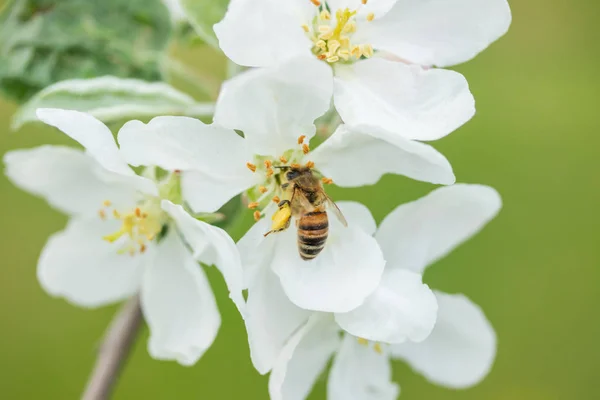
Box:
(103, 200, 111, 207)
(246, 162, 257, 172)
(306, 161, 315, 168)
(301, 24, 310, 32)
(279, 156, 288, 164)
(373, 343, 383, 354)
(326, 55, 340, 63)
(298, 135, 306, 144)
(320, 10, 331, 20)
(253, 211, 262, 221)
(259, 186, 268, 194)
(264, 159, 273, 168)
(302, 143, 310, 154)
(362, 0, 368, 4)
(322, 177, 333, 185)
(272, 196, 281, 203)
(266, 168, 274, 177)
(98, 210, 106, 220)
(113, 209, 120, 218)
(248, 202, 259, 209)
(357, 337, 369, 346)
(310, 0, 321, 5)
(290, 163, 301, 169)
(366, 12, 375, 21)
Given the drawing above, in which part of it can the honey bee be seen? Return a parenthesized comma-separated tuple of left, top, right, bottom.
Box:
(264, 166, 347, 260)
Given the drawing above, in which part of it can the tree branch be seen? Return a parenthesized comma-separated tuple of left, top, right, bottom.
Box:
(82, 296, 143, 400)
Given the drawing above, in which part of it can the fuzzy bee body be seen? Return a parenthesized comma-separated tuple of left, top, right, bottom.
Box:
(264, 166, 347, 261)
(297, 210, 329, 260)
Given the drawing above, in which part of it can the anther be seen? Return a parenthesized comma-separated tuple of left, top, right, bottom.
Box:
(98, 210, 106, 220)
(366, 12, 375, 21)
(248, 202, 259, 209)
(362, 0, 368, 4)
(266, 168, 274, 177)
(306, 161, 315, 168)
(310, 0, 321, 6)
(140, 244, 147, 253)
(357, 337, 369, 346)
(373, 343, 383, 354)
(253, 211, 261, 221)
(320, 10, 331, 20)
(113, 209, 121, 218)
(290, 163, 301, 169)
(259, 186, 268, 194)
(298, 135, 306, 144)
(302, 143, 310, 154)
(246, 162, 257, 172)
(264, 160, 273, 168)
(322, 177, 333, 185)
(362, 44, 374, 58)
(279, 156, 288, 164)
(326, 55, 340, 63)
(301, 24, 310, 32)
(103, 200, 111, 207)
(272, 196, 281, 203)
(135, 207, 142, 218)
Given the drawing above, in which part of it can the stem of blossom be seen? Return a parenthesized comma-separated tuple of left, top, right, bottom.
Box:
(82, 296, 143, 400)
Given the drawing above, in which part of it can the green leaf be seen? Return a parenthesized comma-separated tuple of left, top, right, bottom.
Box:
(179, 0, 229, 49)
(12, 76, 215, 129)
(0, 0, 172, 103)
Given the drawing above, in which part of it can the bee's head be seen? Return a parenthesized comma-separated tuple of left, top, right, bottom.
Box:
(274, 165, 310, 182)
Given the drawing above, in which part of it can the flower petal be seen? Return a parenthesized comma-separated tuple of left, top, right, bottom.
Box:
(35, 108, 157, 195)
(335, 269, 437, 343)
(141, 232, 220, 366)
(161, 200, 245, 316)
(214, 57, 333, 156)
(36, 109, 128, 175)
(390, 291, 496, 388)
(4, 146, 139, 216)
(269, 314, 340, 400)
(335, 201, 377, 236)
(311, 124, 455, 186)
(333, 58, 474, 141)
(38, 218, 145, 308)
(245, 263, 312, 374)
(361, 0, 512, 67)
(237, 214, 278, 290)
(375, 184, 502, 274)
(328, 334, 399, 400)
(270, 214, 385, 313)
(214, 0, 313, 67)
(118, 117, 256, 212)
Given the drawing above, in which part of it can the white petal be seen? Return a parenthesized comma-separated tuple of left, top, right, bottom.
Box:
(269, 315, 340, 400)
(328, 334, 399, 400)
(141, 232, 220, 366)
(38, 218, 145, 308)
(334, 59, 474, 141)
(245, 264, 312, 374)
(117, 116, 256, 213)
(214, 0, 313, 67)
(362, 0, 512, 67)
(390, 291, 496, 388)
(214, 57, 333, 156)
(375, 184, 501, 274)
(237, 214, 278, 290)
(180, 169, 259, 214)
(4, 146, 139, 216)
(336, 201, 377, 236)
(161, 200, 245, 316)
(311, 124, 455, 186)
(271, 221, 385, 313)
(36, 108, 130, 176)
(335, 269, 437, 343)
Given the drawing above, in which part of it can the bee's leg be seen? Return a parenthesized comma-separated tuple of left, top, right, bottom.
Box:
(264, 200, 292, 237)
(278, 199, 291, 209)
(281, 183, 290, 190)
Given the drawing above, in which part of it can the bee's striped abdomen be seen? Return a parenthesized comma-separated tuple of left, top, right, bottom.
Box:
(297, 211, 328, 260)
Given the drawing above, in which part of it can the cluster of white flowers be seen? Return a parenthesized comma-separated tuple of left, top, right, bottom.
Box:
(3, 0, 511, 398)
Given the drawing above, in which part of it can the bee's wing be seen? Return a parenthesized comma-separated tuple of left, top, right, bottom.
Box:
(290, 186, 317, 213)
(323, 192, 348, 227)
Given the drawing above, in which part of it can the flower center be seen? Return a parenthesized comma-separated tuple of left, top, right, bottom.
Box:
(244, 135, 334, 222)
(99, 198, 167, 256)
(303, 0, 375, 64)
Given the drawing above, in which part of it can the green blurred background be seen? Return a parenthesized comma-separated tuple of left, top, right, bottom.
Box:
(1, 0, 598, 398)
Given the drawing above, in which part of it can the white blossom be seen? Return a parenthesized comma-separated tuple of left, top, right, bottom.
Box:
(214, 0, 511, 140)
(3, 108, 245, 366)
(259, 184, 502, 399)
(117, 57, 455, 320)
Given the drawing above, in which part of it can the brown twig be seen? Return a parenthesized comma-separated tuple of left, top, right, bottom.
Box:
(82, 296, 144, 400)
